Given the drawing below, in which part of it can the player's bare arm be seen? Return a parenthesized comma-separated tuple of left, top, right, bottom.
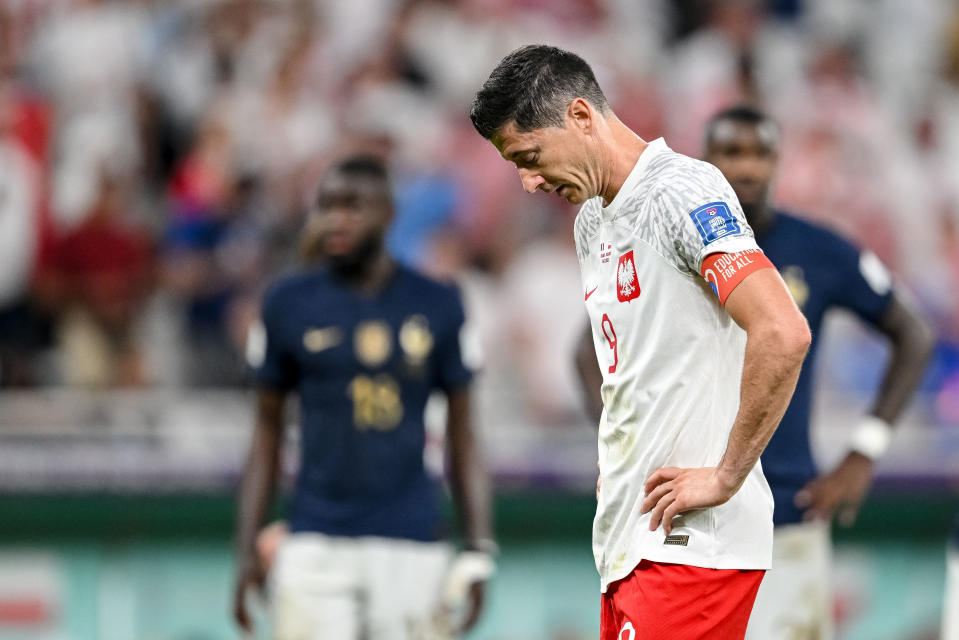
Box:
(643, 267, 810, 534)
(232, 388, 285, 632)
(445, 386, 494, 633)
(795, 294, 935, 525)
(574, 321, 604, 426)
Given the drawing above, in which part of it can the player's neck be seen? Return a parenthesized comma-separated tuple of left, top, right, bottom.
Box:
(598, 118, 647, 207)
(745, 204, 775, 237)
(335, 251, 396, 294)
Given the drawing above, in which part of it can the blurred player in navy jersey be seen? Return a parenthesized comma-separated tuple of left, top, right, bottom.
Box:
(701, 105, 935, 639)
(232, 155, 494, 640)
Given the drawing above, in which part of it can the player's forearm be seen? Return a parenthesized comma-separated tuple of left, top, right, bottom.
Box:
(236, 392, 285, 560)
(235, 421, 282, 559)
(870, 296, 936, 424)
(447, 389, 494, 546)
(718, 322, 809, 490)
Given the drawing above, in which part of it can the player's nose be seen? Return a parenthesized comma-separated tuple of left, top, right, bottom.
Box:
(518, 168, 545, 194)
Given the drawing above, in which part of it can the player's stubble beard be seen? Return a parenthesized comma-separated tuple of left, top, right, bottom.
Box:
(327, 231, 386, 282)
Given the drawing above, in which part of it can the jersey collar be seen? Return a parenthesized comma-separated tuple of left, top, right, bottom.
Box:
(600, 137, 668, 221)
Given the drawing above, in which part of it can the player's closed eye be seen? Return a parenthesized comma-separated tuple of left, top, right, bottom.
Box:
(518, 153, 539, 168)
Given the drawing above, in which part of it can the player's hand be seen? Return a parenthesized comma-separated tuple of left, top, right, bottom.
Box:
(641, 467, 738, 535)
(232, 555, 266, 633)
(440, 550, 495, 634)
(459, 579, 487, 634)
(795, 451, 874, 526)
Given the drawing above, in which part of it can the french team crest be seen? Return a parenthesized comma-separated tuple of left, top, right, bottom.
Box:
(616, 251, 640, 303)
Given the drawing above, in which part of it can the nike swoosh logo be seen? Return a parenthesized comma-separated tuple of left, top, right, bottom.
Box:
(303, 327, 343, 353)
(584, 286, 598, 301)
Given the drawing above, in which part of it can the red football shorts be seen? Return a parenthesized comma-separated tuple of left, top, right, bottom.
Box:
(600, 560, 764, 640)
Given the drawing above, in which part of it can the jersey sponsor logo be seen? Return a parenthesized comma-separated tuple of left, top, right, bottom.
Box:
(619, 622, 636, 640)
(616, 251, 640, 303)
(354, 320, 393, 367)
(585, 285, 598, 301)
(303, 326, 343, 353)
(663, 534, 689, 546)
(689, 201, 741, 246)
(399, 315, 434, 367)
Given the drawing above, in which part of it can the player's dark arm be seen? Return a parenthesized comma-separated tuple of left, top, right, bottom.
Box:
(797, 294, 935, 524)
(574, 321, 604, 425)
(447, 385, 493, 549)
(643, 268, 810, 534)
(232, 388, 286, 632)
(446, 385, 494, 632)
(869, 294, 935, 424)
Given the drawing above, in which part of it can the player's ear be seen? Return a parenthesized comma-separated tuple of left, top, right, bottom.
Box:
(567, 98, 594, 134)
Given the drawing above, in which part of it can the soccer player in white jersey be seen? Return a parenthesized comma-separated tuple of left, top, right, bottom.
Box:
(471, 45, 811, 640)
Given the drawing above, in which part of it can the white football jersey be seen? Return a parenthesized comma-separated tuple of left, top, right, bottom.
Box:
(575, 138, 774, 592)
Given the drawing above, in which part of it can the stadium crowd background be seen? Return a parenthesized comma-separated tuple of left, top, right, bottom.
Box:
(1, 0, 959, 403)
(1, 0, 959, 638)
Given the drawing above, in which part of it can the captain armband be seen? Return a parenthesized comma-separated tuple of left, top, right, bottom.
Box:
(700, 249, 775, 306)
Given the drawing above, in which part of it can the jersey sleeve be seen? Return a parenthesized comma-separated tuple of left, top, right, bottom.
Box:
(433, 286, 479, 392)
(248, 285, 299, 391)
(825, 234, 893, 322)
(648, 159, 772, 303)
(673, 163, 759, 270)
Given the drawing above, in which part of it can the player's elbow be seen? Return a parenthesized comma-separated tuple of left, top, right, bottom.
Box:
(754, 312, 810, 365)
(910, 317, 937, 365)
(775, 314, 811, 364)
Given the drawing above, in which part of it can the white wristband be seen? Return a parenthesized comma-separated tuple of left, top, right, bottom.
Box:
(848, 416, 893, 460)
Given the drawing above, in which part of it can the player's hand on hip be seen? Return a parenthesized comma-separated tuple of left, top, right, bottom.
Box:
(641, 467, 738, 535)
(232, 555, 266, 632)
(795, 451, 874, 526)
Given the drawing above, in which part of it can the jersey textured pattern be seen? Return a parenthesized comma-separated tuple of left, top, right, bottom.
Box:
(756, 211, 892, 525)
(575, 138, 774, 592)
(253, 264, 474, 541)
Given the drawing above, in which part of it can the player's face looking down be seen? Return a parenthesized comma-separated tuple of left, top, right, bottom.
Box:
(310, 171, 392, 274)
(491, 98, 600, 205)
(705, 120, 778, 226)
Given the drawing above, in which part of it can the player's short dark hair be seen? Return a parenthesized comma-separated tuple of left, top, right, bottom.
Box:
(469, 44, 610, 140)
(317, 154, 393, 210)
(328, 154, 389, 182)
(704, 104, 780, 147)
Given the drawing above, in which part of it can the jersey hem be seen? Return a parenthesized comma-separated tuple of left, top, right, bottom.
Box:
(598, 553, 771, 593)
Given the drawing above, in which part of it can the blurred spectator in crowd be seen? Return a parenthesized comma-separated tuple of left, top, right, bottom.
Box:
(44, 171, 153, 388)
(0, 75, 53, 386)
(162, 168, 267, 387)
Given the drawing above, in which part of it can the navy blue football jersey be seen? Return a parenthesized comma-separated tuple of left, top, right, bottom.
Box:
(254, 264, 474, 541)
(757, 211, 892, 526)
